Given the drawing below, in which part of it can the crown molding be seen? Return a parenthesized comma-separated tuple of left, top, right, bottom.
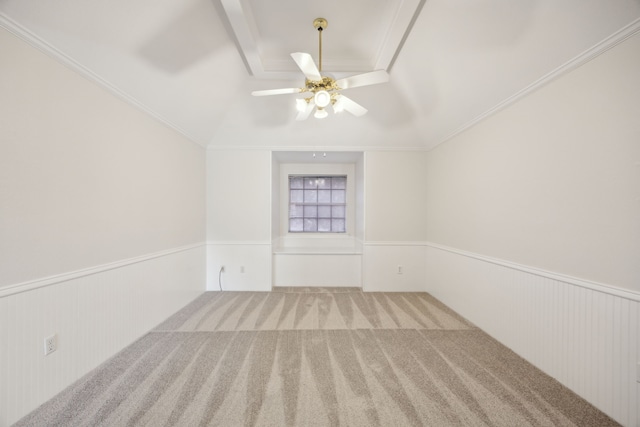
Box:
(435, 17, 640, 150)
(0, 14, 206, 149)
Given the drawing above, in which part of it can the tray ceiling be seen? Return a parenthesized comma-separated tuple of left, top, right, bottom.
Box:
(220, 0, 423, 78)
(1, 0, 639, 149)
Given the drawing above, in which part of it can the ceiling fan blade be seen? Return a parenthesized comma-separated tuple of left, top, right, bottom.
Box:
(335, 70, 389, 90)
(291, 52, 322, 81)
(334, 95, 368, 117)
(296, 100, 316, 121)
(251, 87, 301, 96)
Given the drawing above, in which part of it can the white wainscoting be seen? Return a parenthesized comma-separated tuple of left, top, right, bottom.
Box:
(363, 243, 428, 292)
(273, 253, 362, 287)
(425, 243, 639, 427)
(272, 236, 362, 287)
(207, 242, 272, 291)
(0, 244, 206, 427)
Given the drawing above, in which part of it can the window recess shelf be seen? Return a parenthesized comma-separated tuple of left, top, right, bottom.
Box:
(273, 246, 362, 255)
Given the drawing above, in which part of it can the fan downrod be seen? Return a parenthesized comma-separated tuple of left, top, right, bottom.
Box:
(313, 18, 328, 71)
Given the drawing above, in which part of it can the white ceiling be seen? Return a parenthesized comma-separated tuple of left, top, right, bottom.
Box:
(221, 0, 423, 78)
(1, 0, 639, 150)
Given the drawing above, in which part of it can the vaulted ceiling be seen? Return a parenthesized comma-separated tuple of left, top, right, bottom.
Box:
(2, 0, 639, 150)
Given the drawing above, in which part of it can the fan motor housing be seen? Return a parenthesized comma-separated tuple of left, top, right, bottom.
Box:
(305, 76, 339, 92)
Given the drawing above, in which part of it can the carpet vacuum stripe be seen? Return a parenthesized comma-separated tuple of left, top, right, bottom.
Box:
(15, 289, 619, 426)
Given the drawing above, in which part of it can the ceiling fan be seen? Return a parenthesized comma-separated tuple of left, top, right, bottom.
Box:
(251, 18, 390, 120)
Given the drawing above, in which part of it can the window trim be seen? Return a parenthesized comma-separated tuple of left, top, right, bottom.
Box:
(279, 163, 355, 238)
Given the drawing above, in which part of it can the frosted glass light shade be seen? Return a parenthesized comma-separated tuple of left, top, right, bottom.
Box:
(314, 108, 328, 119)
(314, 90, 331, 107)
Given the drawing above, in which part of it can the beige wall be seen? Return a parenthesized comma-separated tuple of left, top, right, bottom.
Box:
(364, 150, 428, 242)
(206, 149, 272, 242)
(363, 151, 428, 291)
(426, 32, 640, 291)
(0, 27, 206, 425)
(206, 149, 272, 290)
(0, 28, 206, 288)
(206, 149, 429, 291)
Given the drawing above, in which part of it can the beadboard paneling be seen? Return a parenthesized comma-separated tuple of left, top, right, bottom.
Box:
(425, 244, 639, 426)
(0, 297, 7, 427)
(0, 245, 205, 427)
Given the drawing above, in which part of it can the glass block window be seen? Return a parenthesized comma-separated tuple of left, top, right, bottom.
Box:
(289, 176, 346, 233)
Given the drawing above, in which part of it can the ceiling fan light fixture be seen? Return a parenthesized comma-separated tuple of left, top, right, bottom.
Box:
(314, 90, 331, 108)
(252, 17, 390, 121)
(314, 108, 328, 119)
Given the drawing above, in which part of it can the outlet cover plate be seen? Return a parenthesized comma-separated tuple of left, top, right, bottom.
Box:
(44, 334, 57, 356)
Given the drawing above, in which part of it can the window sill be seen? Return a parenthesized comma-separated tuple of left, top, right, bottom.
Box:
(273, 247, 362, 255)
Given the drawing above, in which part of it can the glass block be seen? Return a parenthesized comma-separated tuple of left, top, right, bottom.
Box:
(331, 219, 345, 232)
(289, 204, 303, 218)
(289, 175, 348, 234)
(318, 190, 331, 203)
(332, 177, 346, 189)
(332, 190, 345, 203)
(318, 219, 331, 232)
(290, 176, 303, 189)
(318, 178, 331, 189)
(304, 190, 317, 203)
(332, 205, 345, 218)
(290, 218, 303, 232)
(304, 218, 317, 232)
(290, 190, 304, 203)
(318, 205, 331, 218)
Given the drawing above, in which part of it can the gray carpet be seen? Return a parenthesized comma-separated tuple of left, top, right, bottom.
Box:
(15, 288, 620, 426)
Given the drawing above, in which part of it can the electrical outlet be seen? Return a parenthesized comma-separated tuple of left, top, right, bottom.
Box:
(220, 266, 225, 273)
(240, 266, 245, 273)
(44, 334, 57, 356)
(397, 265, 403, 275)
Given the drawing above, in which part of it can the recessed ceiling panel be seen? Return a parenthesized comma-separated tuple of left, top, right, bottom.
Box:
(221, 0, 424, 78)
